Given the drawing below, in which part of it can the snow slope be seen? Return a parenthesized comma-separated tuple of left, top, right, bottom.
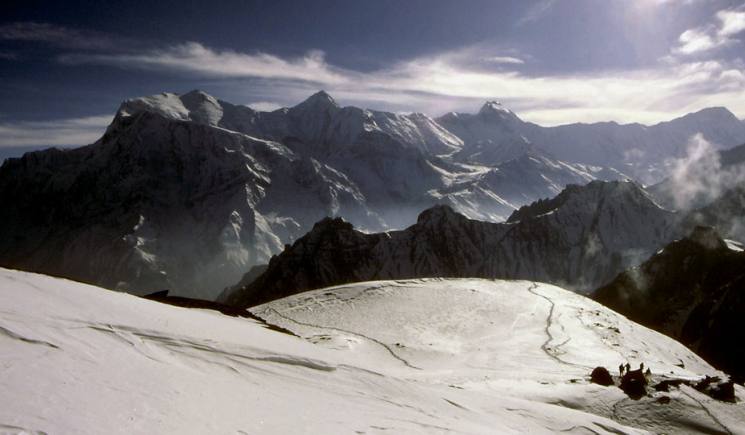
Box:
(2, 268, 743, 434)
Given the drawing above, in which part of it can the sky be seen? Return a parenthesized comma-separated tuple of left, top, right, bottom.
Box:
(1, 0, 745, 148)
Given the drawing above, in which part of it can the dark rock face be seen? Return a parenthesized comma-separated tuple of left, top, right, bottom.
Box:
(220, 217, 389, 307)
(593, 226, 745, 381)
(653, 376, 736, 403)
(222, 181, 677, 308)
(590, 367, 614, 386)
(696, 376, 736, 403)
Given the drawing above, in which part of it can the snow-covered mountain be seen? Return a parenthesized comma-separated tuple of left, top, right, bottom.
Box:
(594, 226, 745, 381)
(3, 267, 742, 434)
(120, 90, 465, 156)
(0, 108, 383, 298)
(440, 103, 745, 185)
(222, 180, 677, 307)
(0, 90, 623, 298)
(438, 101, 534, 165)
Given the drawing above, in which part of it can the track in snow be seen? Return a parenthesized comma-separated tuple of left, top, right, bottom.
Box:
(262, 307, 422, 370)
(526, 282, 586, 368)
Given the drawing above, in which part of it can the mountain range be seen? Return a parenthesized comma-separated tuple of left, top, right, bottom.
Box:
(220, 180, 678, 307)
(3, 89, 745, 432)
(1, 90, 744, 299)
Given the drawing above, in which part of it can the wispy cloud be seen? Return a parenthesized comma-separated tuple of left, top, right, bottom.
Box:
(517, 0, 557, 26)
(0, 22, 117, 50)
(51, 38, 745, 125)
(671, 6, 745, 56)
(665, 133, 745, 210)
(483, 56, 525, 65)
(58, 42, 349, 85)
(247, 101, 283, 112)
(5, 20, 744, 126)
(0, 115, 112, 147)
(371, 55, 745, 125)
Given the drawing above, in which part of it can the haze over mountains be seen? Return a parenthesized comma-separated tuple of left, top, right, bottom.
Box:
(221, 180, 678, 307)
(2, 89, 744, 299)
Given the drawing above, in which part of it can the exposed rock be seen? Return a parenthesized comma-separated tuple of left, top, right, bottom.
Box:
(590, 367, 614, 386)
(619, 369, 648, 400)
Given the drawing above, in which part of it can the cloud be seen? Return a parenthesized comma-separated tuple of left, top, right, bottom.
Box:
(665, 134, 745, 210)
(0, 51, 18, 60)
(5, 20, 741, 125)
(59, 42, 350, 85)
(366, 54, 745, 125)
(675, 28, 724, 55)
(483, 56, 525, 65)
(517, 0, 557, 26)
(0, 115, 112, 147)
(0, 22, 116, 50)
(671, 7, 745, 56)
(247, 101, 282, 112)
(52, 38, 745, 125)
(717, 9, 745, 37)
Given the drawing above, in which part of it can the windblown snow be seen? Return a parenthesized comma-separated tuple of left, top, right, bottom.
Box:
(2, 268, 743, 434)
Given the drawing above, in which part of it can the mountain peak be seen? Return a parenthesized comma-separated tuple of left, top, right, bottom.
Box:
(687, 226, 727, 251)
(476, 100, 523, 125)
(506, 180, 654, 223)
(672, 106, 740, 125)
(416, 204, 462, 225)
(479, 100, 512, 115)
(181, 89, 215, 100)
(311, 216, 353, 232)
(295, 90, 340, 112)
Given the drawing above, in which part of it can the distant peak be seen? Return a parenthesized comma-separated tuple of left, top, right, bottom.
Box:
(295, 90, 340, 111)
(416, 204, 462, 225)
(479, 100, 510, 114)
(180, 89, 221, 109)
(181, 89, 217, 101)
(695, 106, 732, 115)
(506, 180, 651, 223)
(477, 100, 523, 123)
(311, 216, 353, 232)
(675, 106, 738, 123)
(687, 226, 727, 251)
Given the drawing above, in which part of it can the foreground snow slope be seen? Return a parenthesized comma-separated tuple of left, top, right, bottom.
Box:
(2, 269, 744, 434)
